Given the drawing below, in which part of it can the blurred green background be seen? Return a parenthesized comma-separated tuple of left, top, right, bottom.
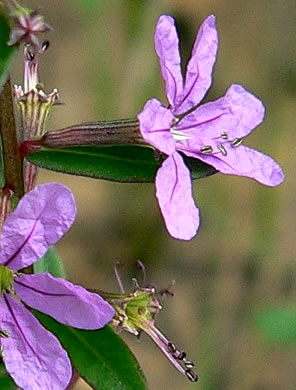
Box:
(11, 0, 296, 389)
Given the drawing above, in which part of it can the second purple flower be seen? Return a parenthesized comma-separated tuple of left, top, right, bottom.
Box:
(0, 183, 115, 390)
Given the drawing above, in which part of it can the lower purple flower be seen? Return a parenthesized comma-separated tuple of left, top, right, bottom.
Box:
(138, 15, 285, 240)
(0, 183, 115, 390)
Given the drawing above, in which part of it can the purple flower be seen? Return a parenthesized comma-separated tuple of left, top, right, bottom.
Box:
(0, 183, 115, 390)
(7, 5, 51, 49)
(138, 15, 284, 240)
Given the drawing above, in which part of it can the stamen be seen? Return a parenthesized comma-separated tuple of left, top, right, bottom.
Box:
(132, 278, 140, 289)
(114, 261, 125, 294)
(175, 351, 186, 360)
(168, 342, 177, 354)
(218, 144, 227, 156)
(184, 359, 195, 368)
(186, 369, 199, 382)
(145, 325, 198, 382)
(0, 345, 5, 360)
(26, 46, 35, 61)
(221, 131, 228, 140)
(36, 82, 45, 91)
(42, 40, 50, 52)
(0, 329, 9, 338)
(159, 280, 175, 298)
(136, 260, 147, 286)
(200, 145, 213, 154)
(232, 137, 243, 147)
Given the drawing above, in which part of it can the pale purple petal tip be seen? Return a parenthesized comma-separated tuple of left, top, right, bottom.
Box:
(194, 146, 285, 187)
(224, 84, 265, 134)
(1, 183, 77, 270)
(155, 15, 183, 108)
(155, 152, 200, 240)
(0, 295, 71, 390)
(138, 98, 176, 155)
(15, 273, 115, 329)
(175, 14, 218, 114)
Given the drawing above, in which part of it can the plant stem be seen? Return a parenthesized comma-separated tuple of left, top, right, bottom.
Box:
(0, 77, 24, 198)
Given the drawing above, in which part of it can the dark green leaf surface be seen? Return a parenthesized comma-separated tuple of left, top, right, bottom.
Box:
(0, 363, 16, 390)
(26, 145, 216, 183)
(255, 306, 296, 344)
(0, 12, 17, 92)
(35, 311, 147, 390)
(33, 247, 66, 278)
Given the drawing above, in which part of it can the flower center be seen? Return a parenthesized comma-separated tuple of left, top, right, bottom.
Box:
(0, 265, 14, 295)
(108, 286, 161, 335)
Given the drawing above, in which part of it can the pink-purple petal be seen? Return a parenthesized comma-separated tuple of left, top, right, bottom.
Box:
(155, 152, 200, 240)
(175, 15, 218, 114)
(177, 84, 265, 141)
(138, 98, 176, 155)
(1, 183, 76, 271)
(14, 273, 115, 329)
(155, 15, 183, 107)
(184, 145, 284, 186)
(0, 294, 71, 390)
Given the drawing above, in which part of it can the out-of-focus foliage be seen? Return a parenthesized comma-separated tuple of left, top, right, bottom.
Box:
(74, 0, 104, 10)
(255, 306, 296, 344)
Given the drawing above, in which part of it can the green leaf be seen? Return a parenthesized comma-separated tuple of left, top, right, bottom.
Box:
(0, 12, 17, 92)
(26, 145, 216, 183)
(255, 306, 296, 344)
(0, 363, 16, 390)
(34, 311, 147, 390)
(33, 247, 66, 278)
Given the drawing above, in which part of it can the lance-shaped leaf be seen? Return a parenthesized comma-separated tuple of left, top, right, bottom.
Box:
(26, 144, 216, 183)
(33, 247, 66, 278)
(0, 363, 16, 390)
(34, 311, 147, 390)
